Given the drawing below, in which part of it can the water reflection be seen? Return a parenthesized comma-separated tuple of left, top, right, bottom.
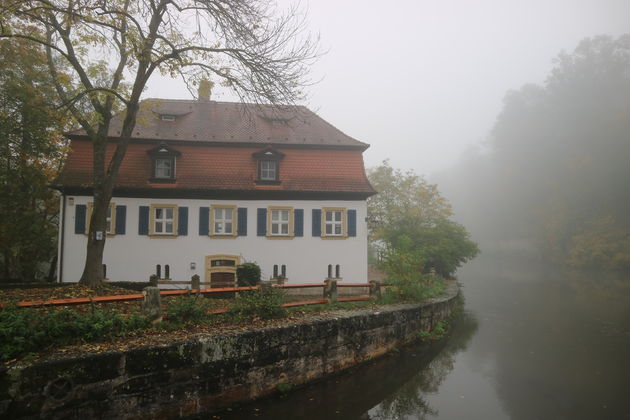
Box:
(199, 256, 630, 420)
(465, 260, 630, 420)
(211, 310, 478, 420)
(369, 311, 479, 420)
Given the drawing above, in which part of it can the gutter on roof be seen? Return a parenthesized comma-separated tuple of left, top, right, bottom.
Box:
(64, 134, 370, 151)
(56, 186, 376, 200)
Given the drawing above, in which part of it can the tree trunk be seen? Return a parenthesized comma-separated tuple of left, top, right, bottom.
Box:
(78, 127, 112, 287)
(47, 254, 57, 283)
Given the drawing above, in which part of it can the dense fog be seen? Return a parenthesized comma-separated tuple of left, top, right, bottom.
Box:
(435, 35, 630, 269)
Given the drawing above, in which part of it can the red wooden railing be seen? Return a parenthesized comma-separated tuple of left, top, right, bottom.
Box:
(0, 282, 375, 310)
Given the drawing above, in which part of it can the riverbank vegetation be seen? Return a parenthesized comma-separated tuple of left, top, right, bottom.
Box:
(367, 161, 479, 290)
(437, 35, 630, 270)
(0, 280, 456, 363)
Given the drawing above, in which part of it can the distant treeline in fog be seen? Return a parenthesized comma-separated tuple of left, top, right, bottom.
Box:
(437, 35, 630, 270)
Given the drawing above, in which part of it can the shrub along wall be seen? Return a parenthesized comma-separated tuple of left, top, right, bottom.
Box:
(0, 284, 459, 419)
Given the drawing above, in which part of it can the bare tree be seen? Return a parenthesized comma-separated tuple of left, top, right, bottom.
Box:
(0, 0, 318, 286)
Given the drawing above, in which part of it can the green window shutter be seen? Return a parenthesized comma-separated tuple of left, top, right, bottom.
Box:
(294, 209, 304, 237)
(257, 208, 267, 236)
(237, 207, 248, 236)
(178, 207, 188, 235)
(115, 205, 126, 235)
(75, 204, 87, 234)
(347, 209, 357, 237)
(138, 206, 149, 235)
(199, 207, 209, 235)
(312, 209, 321, 237)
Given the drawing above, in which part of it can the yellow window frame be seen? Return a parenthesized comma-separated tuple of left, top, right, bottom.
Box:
(149, 204, 178, 237)
(267, 206, 294, 239)
(210, 204, 238, 238)
(321, 207, 348, 239)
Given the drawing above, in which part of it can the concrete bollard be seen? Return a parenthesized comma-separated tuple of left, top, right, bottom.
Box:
(149, 274, 158, 287)
(369, 280, 382, 298)
(191, 274, 200, 290)
(323, 279, 338, 303)
(142, 286, 162, 323)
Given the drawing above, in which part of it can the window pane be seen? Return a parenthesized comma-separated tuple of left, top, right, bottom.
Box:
(225, 208, 232, 220)
(272, 211, 279, 221)
(281, 210, 288, 221)
(272, 224, 279, 234)
(261, 160, 276, 180)
(166, 208, 173, 219)
(156, 221, 163, 233)
(281, 224, 289, 234)
(156, 208, 163, 219)
(225, 222, 232, 233)
(335, 225, 342, 235)
(155, 159, 172, 178)
(214, 222, 221, 233)
(165, 222, 173, 233)
(326, 224, 332, 234)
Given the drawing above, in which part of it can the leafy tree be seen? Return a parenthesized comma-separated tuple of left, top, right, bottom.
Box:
(0, 37, 67, 281)
(0, 1, 318, 285)
(368, 161, 479, 279)
(368, 160, 453, 241)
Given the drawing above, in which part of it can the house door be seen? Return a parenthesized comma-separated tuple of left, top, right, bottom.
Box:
(205, 254, 240, 288)
(210, 272, 235, 288)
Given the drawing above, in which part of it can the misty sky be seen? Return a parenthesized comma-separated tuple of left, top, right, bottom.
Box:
(143, 0, 630, 176)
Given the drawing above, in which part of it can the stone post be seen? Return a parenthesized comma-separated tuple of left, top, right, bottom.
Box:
(260, 281, 273, 295)
(149, 274, 158, 287)
(142, 286, 162, 323)
(323, 279, 338, 303)
(369, 280, 382, 298)
(191, 274, 200, 290)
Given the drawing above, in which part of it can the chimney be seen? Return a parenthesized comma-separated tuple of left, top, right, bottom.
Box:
(197, 79, 213, 102)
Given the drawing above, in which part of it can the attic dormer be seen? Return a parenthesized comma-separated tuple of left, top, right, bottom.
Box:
(252, 147, 285, 184)
(147, 143, 181, 183)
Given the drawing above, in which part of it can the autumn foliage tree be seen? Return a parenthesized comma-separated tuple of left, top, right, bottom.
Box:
(0, 38, 67, 281)
(368, 161, 478, 279)
(0, 0, 318, 285)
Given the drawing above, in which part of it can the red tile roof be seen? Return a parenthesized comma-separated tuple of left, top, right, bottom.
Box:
(67, 99, 369, 149)
(59, 99, 375, 195)
(56, 141, 375, 195)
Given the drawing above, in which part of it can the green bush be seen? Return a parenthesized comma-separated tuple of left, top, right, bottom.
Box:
(230, 288, 287, 320)
(0, 304, 151, 362)
(236, 262, 261, 286)
(166, 294, 213, 324)
(380, 273, 446, 304)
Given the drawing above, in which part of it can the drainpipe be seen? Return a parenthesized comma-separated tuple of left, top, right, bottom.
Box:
(57, 194, 66, 283)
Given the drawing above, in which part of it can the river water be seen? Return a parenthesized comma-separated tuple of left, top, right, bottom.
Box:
(214, 254, 630, 420)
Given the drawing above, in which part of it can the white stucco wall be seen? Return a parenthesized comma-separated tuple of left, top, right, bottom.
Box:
(59, 196, 368, 286)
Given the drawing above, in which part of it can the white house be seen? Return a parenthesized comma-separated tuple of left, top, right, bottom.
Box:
(55, 90, 375, 286)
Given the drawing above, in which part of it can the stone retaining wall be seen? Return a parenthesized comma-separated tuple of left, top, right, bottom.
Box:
(0, 284, 459, 419)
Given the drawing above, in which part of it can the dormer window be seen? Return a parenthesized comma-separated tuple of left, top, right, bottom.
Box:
(155, 158, 174, 179)
(160, 114, 176, 121)
(253, 147, 285, 184)
(147, 143, 181, 183)
(260, 160, 277, 181)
